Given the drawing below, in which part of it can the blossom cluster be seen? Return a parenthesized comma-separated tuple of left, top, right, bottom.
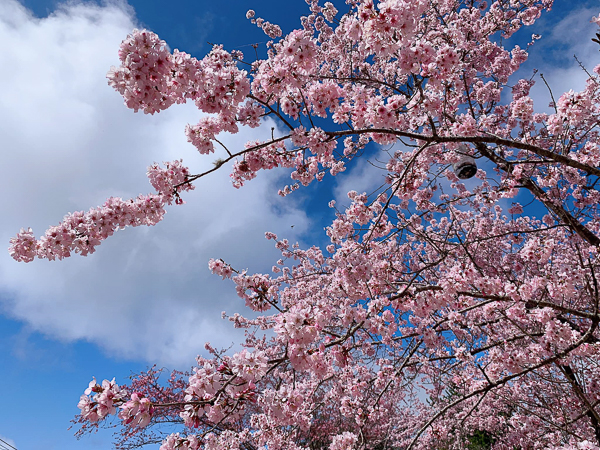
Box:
(9, 194, 166, 262)
(107, 29, 250, 117)
(77, 378, 127, 423)
(10, 160, 192, 261)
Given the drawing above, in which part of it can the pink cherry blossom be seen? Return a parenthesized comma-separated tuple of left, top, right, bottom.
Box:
(13, 1, 600, 449)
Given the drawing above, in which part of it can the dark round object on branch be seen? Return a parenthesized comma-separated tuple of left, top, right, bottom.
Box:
(454, 158, 477, 179)
(453, 145, 477, 179)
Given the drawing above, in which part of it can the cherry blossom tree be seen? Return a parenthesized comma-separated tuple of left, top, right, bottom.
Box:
(9, 0, 600, 448)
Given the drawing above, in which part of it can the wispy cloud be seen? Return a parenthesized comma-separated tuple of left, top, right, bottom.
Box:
(527, 6, 599, 112)
(333, 149, 389, 207)
(0, 435, 17, 450)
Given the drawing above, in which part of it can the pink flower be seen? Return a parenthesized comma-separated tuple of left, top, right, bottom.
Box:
(119, 392, 153, 428)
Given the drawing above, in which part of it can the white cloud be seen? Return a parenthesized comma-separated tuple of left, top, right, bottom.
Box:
(0, 0, 309, 366)
(528, 6, 599, 112)
(333, 149, 389, 207)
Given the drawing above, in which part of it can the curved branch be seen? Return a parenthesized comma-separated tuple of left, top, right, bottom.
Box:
(406, 314, 600, 450)
(324, 128, 600, 178)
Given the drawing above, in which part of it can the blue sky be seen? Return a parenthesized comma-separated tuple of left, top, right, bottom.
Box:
(0, 0, 598, 449)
